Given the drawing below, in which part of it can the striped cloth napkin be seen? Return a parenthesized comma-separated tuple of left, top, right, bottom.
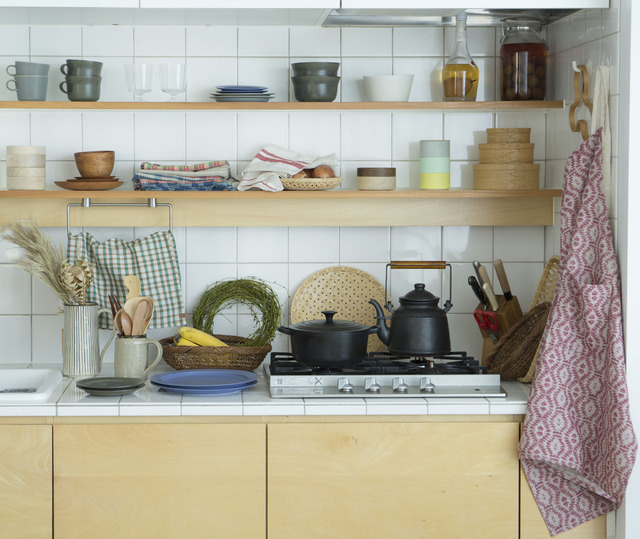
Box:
(133, 161, 236, 191)
(239, 144, 337, 191)
(67, 231, 184, 330)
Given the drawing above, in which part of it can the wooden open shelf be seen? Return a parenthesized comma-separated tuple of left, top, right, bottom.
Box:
(0, 189, 561, 227)
(0, 100, 565, 111)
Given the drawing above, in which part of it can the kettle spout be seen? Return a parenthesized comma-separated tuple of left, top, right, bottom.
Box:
(368, 299, 391, 345)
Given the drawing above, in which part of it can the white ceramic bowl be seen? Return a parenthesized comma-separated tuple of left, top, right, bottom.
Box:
(363, 74, 414, 102)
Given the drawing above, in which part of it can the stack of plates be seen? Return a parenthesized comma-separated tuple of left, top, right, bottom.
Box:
(76, 377, 145, 397)
(150, 369, 258, 395)
(210, 85, 274, 102)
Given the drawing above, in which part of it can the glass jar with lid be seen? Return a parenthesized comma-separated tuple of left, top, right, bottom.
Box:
(499, 19, 547, 101)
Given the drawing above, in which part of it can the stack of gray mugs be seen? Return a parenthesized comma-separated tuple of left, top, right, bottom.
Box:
(5, 61, 50, 101)
(59, 59, 103, 102)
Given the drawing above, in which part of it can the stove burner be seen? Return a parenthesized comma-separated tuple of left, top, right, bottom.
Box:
(268, 350, 486, 376)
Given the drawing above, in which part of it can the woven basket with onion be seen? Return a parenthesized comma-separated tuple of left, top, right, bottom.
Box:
(162, 277, 281, 371)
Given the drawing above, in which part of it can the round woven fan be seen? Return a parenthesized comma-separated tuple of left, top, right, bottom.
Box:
(290, 266, 388, 353)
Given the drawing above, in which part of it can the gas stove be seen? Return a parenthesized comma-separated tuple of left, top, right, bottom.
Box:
(265, 351, 506, 398)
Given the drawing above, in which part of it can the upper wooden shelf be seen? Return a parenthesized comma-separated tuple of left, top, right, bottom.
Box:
(0, 189, 561, 227)
(0, 101, 565, 111)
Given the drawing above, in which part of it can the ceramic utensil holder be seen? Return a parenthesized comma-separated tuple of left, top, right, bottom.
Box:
(62, 303, 116, 378)
(477, 295, 524, 364)
(114, 335, 163, 379)
(6, 145, 46, 190)
(420, 140, 450, 189)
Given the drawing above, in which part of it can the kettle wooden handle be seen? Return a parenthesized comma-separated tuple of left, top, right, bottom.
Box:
(388, 261, 446, 269)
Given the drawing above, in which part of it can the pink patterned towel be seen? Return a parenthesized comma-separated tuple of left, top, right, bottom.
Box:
(519, 128, 637, 535)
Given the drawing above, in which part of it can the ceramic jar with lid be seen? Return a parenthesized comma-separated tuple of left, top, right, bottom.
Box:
(500, 19, 547, 101)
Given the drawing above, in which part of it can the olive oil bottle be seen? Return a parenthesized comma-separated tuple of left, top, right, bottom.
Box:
(443, 13, 479, 102)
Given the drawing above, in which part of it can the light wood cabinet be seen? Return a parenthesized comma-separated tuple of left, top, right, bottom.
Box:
(53, 423, 266, 539)
(0, 424, 52, 539)
(520, 468, 606, 539)
(268, 421, 520, 539)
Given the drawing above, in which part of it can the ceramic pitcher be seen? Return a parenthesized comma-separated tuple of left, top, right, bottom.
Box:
(62, 303, 116, 378)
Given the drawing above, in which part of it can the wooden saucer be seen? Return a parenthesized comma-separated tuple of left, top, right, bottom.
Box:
(73, 176, 117, 180)
(55, 180, 123, 191)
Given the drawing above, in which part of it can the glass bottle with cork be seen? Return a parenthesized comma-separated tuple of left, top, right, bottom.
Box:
(443, 12, 479, 102)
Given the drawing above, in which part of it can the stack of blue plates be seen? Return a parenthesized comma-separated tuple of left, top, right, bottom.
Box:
(150, 369, 258, 395)
(210, 85, 274, 102)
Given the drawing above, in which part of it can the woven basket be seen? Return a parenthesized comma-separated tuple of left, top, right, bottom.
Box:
(281, 177, 342, 191)
(485, 302, 551, 380)
(517, 255, 561, 383)
(160, 334, 271, 371)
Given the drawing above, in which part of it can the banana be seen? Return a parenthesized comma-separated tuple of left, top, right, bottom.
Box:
(177, 326, 228, 347)
(175, 336, 199, 347)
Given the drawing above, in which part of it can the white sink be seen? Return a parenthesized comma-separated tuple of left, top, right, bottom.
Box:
(0, 369, 63, 402)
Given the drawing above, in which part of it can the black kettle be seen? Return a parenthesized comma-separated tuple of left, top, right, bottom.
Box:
(368, 261, 452, 357)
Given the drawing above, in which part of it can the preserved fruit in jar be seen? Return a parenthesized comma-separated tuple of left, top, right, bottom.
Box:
(500, 19, 547, 101)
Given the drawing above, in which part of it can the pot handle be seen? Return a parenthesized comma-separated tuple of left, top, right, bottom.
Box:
(277, 325, 292, 335)
(384, 261, 453, 313)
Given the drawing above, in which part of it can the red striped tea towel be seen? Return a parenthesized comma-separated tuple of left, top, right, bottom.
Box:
(239, 144, 337, 191)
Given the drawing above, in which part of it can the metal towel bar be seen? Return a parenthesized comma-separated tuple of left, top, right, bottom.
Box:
(66, 198, 173, 234)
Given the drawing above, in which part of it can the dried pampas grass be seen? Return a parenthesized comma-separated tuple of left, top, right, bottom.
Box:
(0, 220, 75, 304)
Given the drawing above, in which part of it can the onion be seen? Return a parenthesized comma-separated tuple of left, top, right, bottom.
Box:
(312, 165, 335, 178)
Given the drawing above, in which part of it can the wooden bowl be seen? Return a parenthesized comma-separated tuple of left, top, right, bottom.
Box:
(74, 150, 114, 179)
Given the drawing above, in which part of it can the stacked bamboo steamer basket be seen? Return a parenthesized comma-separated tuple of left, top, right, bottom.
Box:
(473, 128, 539, 189)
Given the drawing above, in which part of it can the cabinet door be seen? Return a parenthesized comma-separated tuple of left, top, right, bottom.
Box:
(340, 1, 608, 7)
(0, 425, 52, 539)
(268, 422, 519, 539)
(0, 1, 137, 6)
(54, 423, 265, 539)
(520, 468, 606, 539)
(141, 0, 338, 7)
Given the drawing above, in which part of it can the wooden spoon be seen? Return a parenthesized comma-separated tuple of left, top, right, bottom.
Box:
(123, 296, 145, 321)
(131, 299, 150, 336)
(113, 309, 124, 335)
(120, 310, 133, 336)
(141, 298, 155, 334)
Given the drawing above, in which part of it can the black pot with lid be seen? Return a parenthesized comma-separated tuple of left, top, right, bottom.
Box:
(278, 310, 379, 369)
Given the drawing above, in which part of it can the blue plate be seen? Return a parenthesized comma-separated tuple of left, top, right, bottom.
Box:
(150, 369, 258, 389)
(155, 383, 256, 395)
(216, 85, 268, 93)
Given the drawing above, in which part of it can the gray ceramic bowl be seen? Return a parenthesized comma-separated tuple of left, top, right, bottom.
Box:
(291, 62, 340, 77)
(291, 75, 340, 102)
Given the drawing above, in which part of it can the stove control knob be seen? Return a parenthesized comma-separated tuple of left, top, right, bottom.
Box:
(365, 378, 381, 393)
(338, 377, 354, 393)
(420, 377, 436, 393)
(393, 377, 409, 393)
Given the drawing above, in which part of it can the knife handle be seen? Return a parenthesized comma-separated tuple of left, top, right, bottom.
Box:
(477, 264, 491, 289)
(493, 259, 513, 301)
(483, 282, 499, 311)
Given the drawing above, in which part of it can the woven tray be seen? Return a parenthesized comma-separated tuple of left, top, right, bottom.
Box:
(160, 334, 271, 371)
(281, 177, 342, 191)
(485, 302, 551, 380)
(291, 266, 388, 353)
(518, 255, 561, 383)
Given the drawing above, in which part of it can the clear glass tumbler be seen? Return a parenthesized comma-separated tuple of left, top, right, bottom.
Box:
(124, 64, 153, 101)
(159, 64, 188, 101)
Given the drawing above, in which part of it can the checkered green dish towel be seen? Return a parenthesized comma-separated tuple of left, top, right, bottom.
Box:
(67, 231, 184, 330)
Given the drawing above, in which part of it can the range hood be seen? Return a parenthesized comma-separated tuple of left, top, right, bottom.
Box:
(322, 8, 579, 27)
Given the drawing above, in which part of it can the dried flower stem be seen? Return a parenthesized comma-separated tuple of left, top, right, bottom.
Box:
(0, 221, 75, 304)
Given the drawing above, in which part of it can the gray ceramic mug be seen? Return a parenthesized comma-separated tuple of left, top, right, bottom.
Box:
(59, 76, 101, 102)
(60, 59, 103, 77)
(6, 61, 49, 76)
(6, 74, 48, 101)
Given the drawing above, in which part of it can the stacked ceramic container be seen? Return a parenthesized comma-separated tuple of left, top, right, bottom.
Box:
(6, 146, 46, 190)
(473, 128, 539, 189)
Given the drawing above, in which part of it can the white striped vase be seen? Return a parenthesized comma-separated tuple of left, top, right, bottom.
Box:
(62, 303, 116, 378)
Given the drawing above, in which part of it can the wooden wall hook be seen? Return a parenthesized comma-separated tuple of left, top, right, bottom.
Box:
(569, 63, 593, 141)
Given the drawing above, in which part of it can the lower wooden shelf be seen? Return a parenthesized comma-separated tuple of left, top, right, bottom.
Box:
(0, 189, 560, 227)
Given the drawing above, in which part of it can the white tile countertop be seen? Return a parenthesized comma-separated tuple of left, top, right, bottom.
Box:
(0, 364, 530, 418)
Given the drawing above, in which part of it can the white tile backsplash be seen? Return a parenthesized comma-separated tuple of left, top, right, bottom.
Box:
(2, 15, 617, 363)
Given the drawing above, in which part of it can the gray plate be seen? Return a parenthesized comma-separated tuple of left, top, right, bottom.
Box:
(76, 376, 145, 396)
(213, 95, 273, 102)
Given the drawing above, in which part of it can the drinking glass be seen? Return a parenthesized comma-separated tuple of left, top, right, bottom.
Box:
(124, 64, 153, 101)
(159, 64, 188, 101)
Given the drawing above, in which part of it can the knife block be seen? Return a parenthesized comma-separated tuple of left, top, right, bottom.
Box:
(477, 295, 524, 365)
